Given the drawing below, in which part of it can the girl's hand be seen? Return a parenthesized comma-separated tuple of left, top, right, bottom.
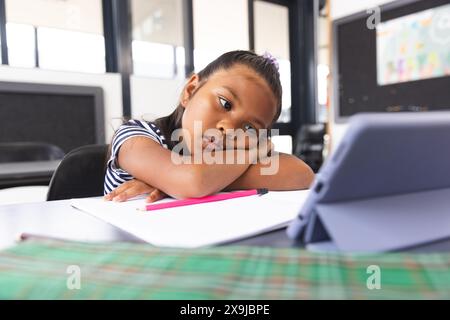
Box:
(104, 179, 167, 203)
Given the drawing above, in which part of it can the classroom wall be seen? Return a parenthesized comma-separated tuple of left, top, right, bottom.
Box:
(0, 65, 123, 142)
(0, 65, 185, 142)
(329, 0, 393, 151)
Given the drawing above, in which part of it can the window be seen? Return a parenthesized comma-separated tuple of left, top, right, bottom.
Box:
(38, 27, 105, 73)
(317, 64, 330, 123)
(131, 0, 185, 79)
(5, 0, 105, 73)
(6, 23, 35, 68)
(254, 0, 291, 123)
(317, 11, 330, 123)
(272, 135, 293, 154)
(193, 0, 249, 71)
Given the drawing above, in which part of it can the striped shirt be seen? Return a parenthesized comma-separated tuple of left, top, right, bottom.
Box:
(104, 120, 168, 195)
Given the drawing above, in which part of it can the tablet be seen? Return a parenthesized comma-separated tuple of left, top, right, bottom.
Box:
(287, 111, 450, 252)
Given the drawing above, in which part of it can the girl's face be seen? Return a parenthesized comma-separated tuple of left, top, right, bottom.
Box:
(180, 64, 278, 154)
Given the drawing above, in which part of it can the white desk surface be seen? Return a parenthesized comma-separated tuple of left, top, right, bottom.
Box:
(0, 198, 296, 251)
(1, 198, 449, 253)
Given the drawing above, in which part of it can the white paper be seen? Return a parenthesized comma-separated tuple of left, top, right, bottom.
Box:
(71, 190, 309, 248)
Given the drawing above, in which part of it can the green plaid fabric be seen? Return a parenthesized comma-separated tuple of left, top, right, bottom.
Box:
(0, 238, 449, 299)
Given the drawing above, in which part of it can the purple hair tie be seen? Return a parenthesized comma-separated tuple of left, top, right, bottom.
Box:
(262, 52, 279, 71)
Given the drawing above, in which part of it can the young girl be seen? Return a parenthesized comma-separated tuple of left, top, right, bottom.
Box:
(104, 50, 314, 203)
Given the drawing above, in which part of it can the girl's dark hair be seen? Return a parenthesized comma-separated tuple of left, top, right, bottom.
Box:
(154, 50, 282, 150)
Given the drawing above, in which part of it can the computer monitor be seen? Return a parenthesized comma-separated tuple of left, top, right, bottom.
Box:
(333, 0, 450, 122)
(0, 81, 105, 153)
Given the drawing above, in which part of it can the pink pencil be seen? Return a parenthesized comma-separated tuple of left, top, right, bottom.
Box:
(139, 189, 268, 212)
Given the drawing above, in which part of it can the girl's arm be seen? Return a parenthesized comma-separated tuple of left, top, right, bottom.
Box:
(117, 136, 258, 199)
(224, 152, 315, 191)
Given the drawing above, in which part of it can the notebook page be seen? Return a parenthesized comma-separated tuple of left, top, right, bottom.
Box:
(71, 190, 309, 248)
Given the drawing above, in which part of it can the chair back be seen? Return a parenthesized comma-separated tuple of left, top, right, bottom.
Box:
(47, 144, 109, 201)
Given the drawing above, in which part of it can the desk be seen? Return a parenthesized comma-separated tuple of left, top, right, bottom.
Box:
(1, 199, 450, 252)
(0, 160, 60, 189)
(0, 199, 297, 250)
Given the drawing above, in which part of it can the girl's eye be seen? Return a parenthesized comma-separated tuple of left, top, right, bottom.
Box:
(219, 97, 232, 111)
(244, 124, 257, 132)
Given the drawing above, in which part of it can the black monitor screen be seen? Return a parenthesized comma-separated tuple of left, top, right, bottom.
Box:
(0, 82, 104, 153)
(334, 0, 450, 121)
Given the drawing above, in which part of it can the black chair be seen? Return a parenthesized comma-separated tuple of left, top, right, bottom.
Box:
(47, 144, 109, 201)
(294, 124, 326, 173)
(0, 142, 65, 163)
